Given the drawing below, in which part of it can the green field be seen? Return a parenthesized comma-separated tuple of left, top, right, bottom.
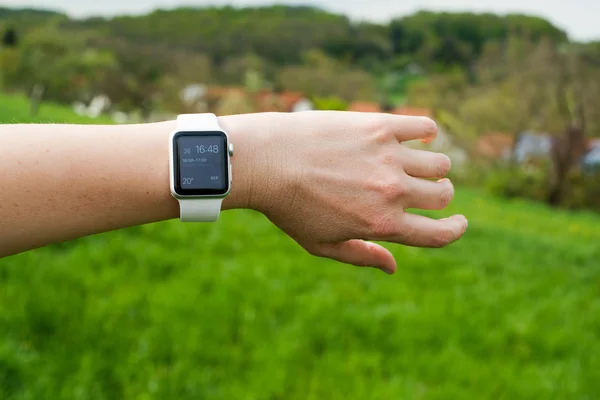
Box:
(0, 92, 113, 124)
(1, 96, 599, 399)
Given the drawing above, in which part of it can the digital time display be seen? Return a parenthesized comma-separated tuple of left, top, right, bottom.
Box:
(173, 132, 229, 196)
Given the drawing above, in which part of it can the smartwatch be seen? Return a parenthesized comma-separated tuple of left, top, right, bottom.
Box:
(169, 113, 234, 222)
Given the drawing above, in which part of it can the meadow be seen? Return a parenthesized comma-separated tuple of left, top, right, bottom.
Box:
(0, 94, 599, 399)
(0, 92, 113, 124)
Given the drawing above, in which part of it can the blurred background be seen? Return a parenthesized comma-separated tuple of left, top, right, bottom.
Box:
(0, 1, 599, 399)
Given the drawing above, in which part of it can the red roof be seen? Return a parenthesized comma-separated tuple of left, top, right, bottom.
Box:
(585, 138, 600, 151)
(389, 106, 432, 118)
(255, 91, 305, 112)
(208, 87, 306, 112)
(476, 133, 514, 158)
(279, 91, 305, 111)
(348, 101, 382, 113)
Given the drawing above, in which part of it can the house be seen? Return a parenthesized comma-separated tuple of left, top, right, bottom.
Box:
(477, 131, 600, 175)
(475, 133, 514, 161)
(586, 138, 600, 150)
(513, 131, 553, 164)
(582, 138, 600, 174)
(475, 131, 552, 167)
(195, 86, 313, 114)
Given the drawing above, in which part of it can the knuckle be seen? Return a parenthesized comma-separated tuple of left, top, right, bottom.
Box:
(377, 178, 406, 202)
(436, 155, 452, 177)
(440, 187, 454, 208)
(381, 152, 398, 166)
(365, 115, 392, 143)
(399, 223, 416, 244)
(367, 216, 399, 238)
(433, 225, 456, 247)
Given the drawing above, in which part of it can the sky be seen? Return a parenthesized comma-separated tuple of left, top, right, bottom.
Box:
(2, 0, 599, 41)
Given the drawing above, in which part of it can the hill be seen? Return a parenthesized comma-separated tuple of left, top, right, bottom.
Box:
(0, 7, 65, 30)
(1, 5, 569, 72)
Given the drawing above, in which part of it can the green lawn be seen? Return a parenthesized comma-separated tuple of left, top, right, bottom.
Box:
(0, 91, 113, 124)
(1, 97, 599, 399)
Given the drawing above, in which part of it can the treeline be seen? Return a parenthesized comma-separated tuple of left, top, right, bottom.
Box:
(73, 6, 569, 71)
(2, 6, 570, 72)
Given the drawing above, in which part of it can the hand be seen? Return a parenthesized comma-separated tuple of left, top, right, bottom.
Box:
(221, 111, 468, 275)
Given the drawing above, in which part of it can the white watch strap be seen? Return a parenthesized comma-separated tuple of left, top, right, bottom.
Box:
(178, 198, 222, 222)
(176, 113, 224, 222)
(177, 113, 221, 131)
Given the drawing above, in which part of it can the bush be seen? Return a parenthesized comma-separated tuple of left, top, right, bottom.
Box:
(484, 159, 600, 212)
(484, 159, 550, 201)
(561, 169, 600, 211)
(311, 96, 347, 111)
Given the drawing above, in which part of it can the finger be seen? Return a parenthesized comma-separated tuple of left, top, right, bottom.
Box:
(388, 213, 468, 248)
(358, 113, 438, 142)
(318, 240, 397, 275)
(292, 111, 437, 143)
(399, 146, 452, 178)
(388, 115, 438, 143)
(402, 178, 455, 210)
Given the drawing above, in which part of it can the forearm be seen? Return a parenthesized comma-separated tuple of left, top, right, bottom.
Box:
(0, 119, 256, 258)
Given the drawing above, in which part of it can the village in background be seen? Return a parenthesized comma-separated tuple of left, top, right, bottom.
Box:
(1, 5, 599, 211)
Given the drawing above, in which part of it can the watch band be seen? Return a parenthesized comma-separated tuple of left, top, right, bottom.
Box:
(178, 197, 223, 223)
(177, 113, 221, 132)
(176, 113, 224, 223)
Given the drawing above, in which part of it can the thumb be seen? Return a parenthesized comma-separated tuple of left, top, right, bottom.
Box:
(319, 240, 397, 275)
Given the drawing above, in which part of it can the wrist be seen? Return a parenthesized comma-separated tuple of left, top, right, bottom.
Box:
(218, 114, 279, 212)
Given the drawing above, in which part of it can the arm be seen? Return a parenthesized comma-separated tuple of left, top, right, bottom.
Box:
(0, 111, 467, 273)
(0, 119, 259, 256)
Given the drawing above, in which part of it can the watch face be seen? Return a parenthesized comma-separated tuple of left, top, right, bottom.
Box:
(172, 131, 230, 196)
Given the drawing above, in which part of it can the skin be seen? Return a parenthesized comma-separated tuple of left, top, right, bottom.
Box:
(0, 111, 468, 274)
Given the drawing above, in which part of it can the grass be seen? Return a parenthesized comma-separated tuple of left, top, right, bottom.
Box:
(1, 96, 599, 399)
(0, 91, 113, 124)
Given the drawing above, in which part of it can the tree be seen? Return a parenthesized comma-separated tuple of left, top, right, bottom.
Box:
(409, 35, 600, 206)
(390, 11, 567, 71)
(277, 49, 376, 101)
(2, 26, 17, 47)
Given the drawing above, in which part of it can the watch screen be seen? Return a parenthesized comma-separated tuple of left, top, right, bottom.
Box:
(173, 131, 229, 196)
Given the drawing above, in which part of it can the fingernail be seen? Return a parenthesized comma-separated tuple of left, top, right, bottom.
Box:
(380, 267, 394, 275)
(441, 215, 465, 224)
(453, 215, 468, 229)
(437, 178, 450, 183)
